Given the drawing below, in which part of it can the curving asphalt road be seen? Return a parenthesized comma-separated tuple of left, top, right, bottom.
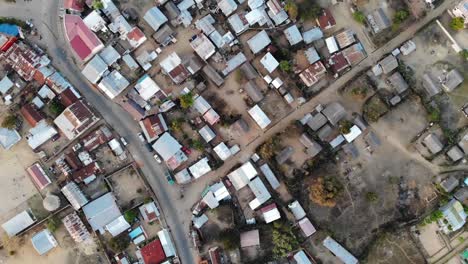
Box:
(0, 1, 195, 263)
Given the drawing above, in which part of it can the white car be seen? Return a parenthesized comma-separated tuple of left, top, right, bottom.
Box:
(120, 137, 128, 146)
(137, 133, 145, 142)
(153, 154, 162, 163)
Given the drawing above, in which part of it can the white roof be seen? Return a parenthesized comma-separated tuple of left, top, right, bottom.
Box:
(160, 52, 182, 73)
(202, 191, 219, 209)
(98, 70, 130, 99)
(260, 52, 279, 73)
(228, 161, 258, 190)
(38, 85, 56, 100)
(210, 181, 231, 201)
(135, 74, 162, 101)
(284, 24, 303, 45)
(199, 125, 216, 142)
(272, 77, 283, 88)
(259, 163, 280, 189)
(248, 105, 271, 129)
(174, 169, 192, 184)
(325, 36, 339, 54)
(61, 181, 89, 210)
(31, 229, 58, 255)
(99, 46, 121, 66)
(0, 128, 21, 150)
(343, 125, 362, 143)
(27, 120, 58, 149)
(214, 142, 232, 160)
(2, 209, 36, 237)
(138, 201, 160, 222)
(294, 251, 312, 264)
(32, 97, 44, 109)
(152, 132, 182, 161)
(288, 200, 306, 220)
(105, 215, 131, 237)
(218, 0, 238, 16)
(192, 214, 209, 229)
(81, 55, 108, 84)
(83, 10, 106, 32)
(248, 177, 271, 210)
(189, 157, 212, 179)
(122, 54, 140, 70)
(262, 205, 281, 223)
(158, 229, 176, 257)
(247, 30, 271, 54)
(298, 217, 316, 237)
(193, 95, 211, 114)
(228, 13, 249, 35)
(144, 7, 168, 31)
(330, 135, 345, 148)
(0, 76, 14, 94)
(82, 193, 122, 232)
(323, 236, 359, 264)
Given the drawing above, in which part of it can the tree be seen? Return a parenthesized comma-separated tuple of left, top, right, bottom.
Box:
(460, 49, 468, 60)
(353, 11, 366, 24)
(284, 0, 298, 20)
(299, 3, 322, 21)
(423, 209, 443, 224)
(92, 0, 104, 9)
(279, 60, 292, 73)
(124, 209, 138, 223)
(109, 234, 131, 252)
(338, 120, 353, 134)
(365, 192, 378, 202)
(218, 229, 240, 250)
(179, 92, 194, 109)
(450, 17, 465, 31)
(190, 139, 204, 151)
(258, 136, 281, 160)
(49, 99, 65, 117)
(47, 216, 60, 233)
(393, 10, 409, 24)
(272, 222, 299, 258)
(1, 114, 17, 129)
(309, 176, 343, 207)
(170, 118, 184, 132)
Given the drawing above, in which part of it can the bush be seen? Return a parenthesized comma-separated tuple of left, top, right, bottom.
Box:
(426, 105, 440, 123)
(109, 234, 131, 252)
(272, 222, 299, 258)
(170, 118, 184, 132)
(309, 176, 343, 207)
(1, 114, 18, 129)
(365, 192, 378, 202)
(124, 209, 138, 223)
(92, 0, 104, 9)
(299, 2, 322, 21)
(0, 17, 28, 29)
(258, 136, 281, 160)
(353, 11, 366, 24)
(284, 0, 298, 20)
(218, 229, 239, 250)
(190, 139, 204, 151)
(49, 99, 65, 117)
(47, 216, 60, 233)
(460, 49, 468, 60)
(279, 60, 292, 73)
(179, 92, 194, 109)
(450, 17, 465, 31)
(338, 120, 353, 134)
(393, 10, 410, 24)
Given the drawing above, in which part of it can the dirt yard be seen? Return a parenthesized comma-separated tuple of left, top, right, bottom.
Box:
(108, 166, 148, 210)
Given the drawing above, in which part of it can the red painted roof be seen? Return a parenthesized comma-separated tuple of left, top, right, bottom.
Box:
(141, 239, 166, 264)
(317, 9, 336, 30)
(26, 163, 51, 190)
(20, 104, 44, 127)
(71, 162, 100, 182)
(127, 27, 145, 42)
(64, 15, 103, 61)
(64, 0, 85, 12)
(329, 52, 349, 74)
(60, 88, 79, 107)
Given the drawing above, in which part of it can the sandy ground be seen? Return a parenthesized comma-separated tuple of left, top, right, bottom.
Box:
(0, 138, 40, 216)
(108, 166, 147, 210)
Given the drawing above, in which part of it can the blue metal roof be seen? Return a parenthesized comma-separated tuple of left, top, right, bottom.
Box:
(0, 24, 19, 37)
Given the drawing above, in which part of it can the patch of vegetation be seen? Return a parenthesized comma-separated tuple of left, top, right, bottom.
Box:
(1, 114, 18, 129)
(397, 62, 415, 86)
(170, 117, 184, 132)
(124, 209, 138, 223)
(279, 60, 292, 73)
(442, 128, 458, 145)
(2, 235, 22, 256)
(351, 86, 368, 99)
(309, 176, 343, 207)
(365, 192, 379, 202)
(109, 234, 131, 252)
(422, 209, 443, 224)
(49, 99, 65, 117)
(0, 17, 28, 29)
(179, 92, 194, 109)
(92, 0, 104, 9)
(298, 2, 322, 21)
(258, 136, 281, 160)
(363, 96, 389, 122)
(426, 105, 441, 123)
(284, 0, 298, 20)
(272, 222, 299, 258)
(218, 228, 240, 250)
(234, 69, 243, 83)
(46, 216, 60, 233)
(460, 49, 468, 60)
(449, 17, 465, 31)
(393, 9, 410, 24)
(190, 139, 204, 151)
(338, 120, 353, 134)
(353, 11, 366, 24)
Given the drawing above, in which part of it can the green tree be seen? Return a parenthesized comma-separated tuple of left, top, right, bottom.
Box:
(109, 234, 131, 252)
(338, 120, 353, 134)
(179, 92, 194, 109)
(190, 139, 204, 151)
(124, 209, 138, 223)
(353, 11, 366, 24)
(300, 3, 322, 21)
(46, 216, 61, 233)
(284, 0, 298, 20)
(393, 10, 409, 24)
(92, 0, 104, 9)
(272, 222, 299, 258)
(450, 17, 465, 31)
(460, 49, 468, 60)
(1, 114, 17, 129)
(218, 229, 240, 250)
(365, 192, 378, 202)
(49, 99, 65, 117)
(279, 60, 292, 73)
(426, 105, 440, 123)
(258, 136, 281, 160)
(170, 118, 184, 132)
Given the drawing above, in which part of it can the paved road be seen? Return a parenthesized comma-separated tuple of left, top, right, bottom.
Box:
(0, 0, 460, 262)
(0, 1, 195, 263)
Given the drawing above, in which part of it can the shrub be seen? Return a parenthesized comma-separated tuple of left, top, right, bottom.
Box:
(450, 17, 465, 31)
(179, 92, 194, 109)
(170, 118, 184, 132)
(92, 0, 104, 9)
(284, 0, 298, 20)
(279, 60, 292, 73)
(299, 2, 322, 21)
(0, 17, 28, 28)
(218, 229, 239, 250)
(309, 176, 343, 207)
(272, 222, 299, 258)
(353, 11, 366, 24)
(393, 10, 410, 24)
(1, 114, 17, 129)
(365, 192, 378, 202)
(460, 49, 468, 60)
(426, 105, 440, 123)
(47, 216, 60, 233)
(190, 139, 204, 151)
(338, 120, 353, 134)
(49, 99, 65, 117)
(258, 136, 281, 160)
(109, 234, 131, 252)
(124, 209, 138, 223)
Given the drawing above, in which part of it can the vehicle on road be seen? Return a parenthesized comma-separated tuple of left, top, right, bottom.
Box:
(120, 137, 128, 146)
(181, 146, 192, 155)
(165, 171, 175, 185)
(137, 132, 145, 142)
(154, 154, 162, 163)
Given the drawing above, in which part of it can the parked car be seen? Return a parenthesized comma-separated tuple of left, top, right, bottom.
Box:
(165, 171, 175, 185)
(145, 143, 153, 152)
(153, 154, 161, 163)
(181, 146, 192, 155)
(137, 132, 145, 142)
(120, 137, 128, 146)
